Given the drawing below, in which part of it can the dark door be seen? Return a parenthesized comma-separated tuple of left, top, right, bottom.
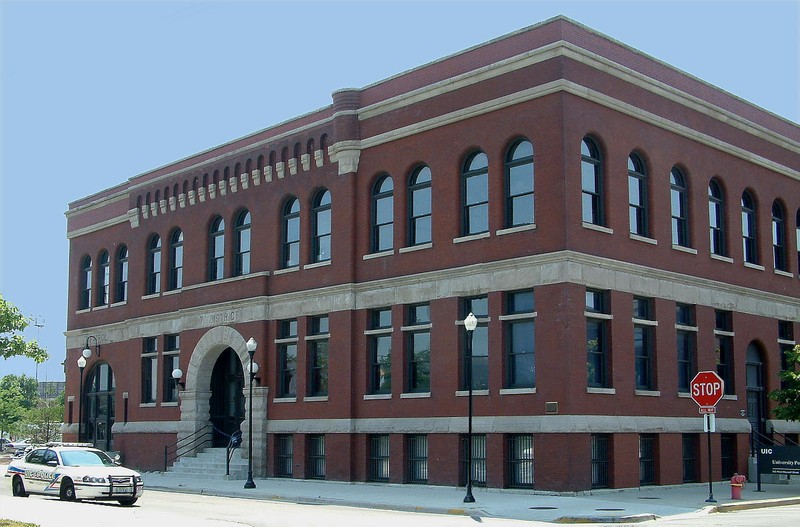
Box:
(746, 343, 766, 439)
(84, 362, 115, 452)
(209, 348, 244, 447)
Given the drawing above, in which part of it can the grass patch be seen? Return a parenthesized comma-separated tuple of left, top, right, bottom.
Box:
(0, 520, 38, 527)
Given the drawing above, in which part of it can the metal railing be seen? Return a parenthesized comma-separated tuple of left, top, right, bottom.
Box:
(163, 424, 213, 472)
(226, 430, 242, 476)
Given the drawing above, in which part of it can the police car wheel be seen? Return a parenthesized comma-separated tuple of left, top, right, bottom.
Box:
(118, 498, 138, 506)
(59, 479, 76, 501)
(12, 476, 28, 497)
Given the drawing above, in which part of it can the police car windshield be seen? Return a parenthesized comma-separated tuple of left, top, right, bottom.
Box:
(60, 449, 116, 467)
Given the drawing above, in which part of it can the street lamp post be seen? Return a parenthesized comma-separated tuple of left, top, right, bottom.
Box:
(244, 337, 258, 489)
(171, 368, 183, 402)
(77, 355, 87, 442)
(463, 312, 478, 503)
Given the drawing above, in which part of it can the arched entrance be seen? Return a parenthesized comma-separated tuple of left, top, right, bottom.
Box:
(84, 362, 115, 451)
(746, 342, 766, 438)
(209, 347, 245, 447)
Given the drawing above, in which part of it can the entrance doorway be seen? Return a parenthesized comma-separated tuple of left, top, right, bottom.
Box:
(209, 348, 244, 447)
(84, 362, 115, 452)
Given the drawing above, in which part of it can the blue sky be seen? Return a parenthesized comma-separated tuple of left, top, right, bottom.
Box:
(1, 0, 798, 382)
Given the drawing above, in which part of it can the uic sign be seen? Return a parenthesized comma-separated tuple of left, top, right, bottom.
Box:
(690, 370, 725, 409)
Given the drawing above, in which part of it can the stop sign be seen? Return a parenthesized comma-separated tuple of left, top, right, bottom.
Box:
(690, 371, 725, 407)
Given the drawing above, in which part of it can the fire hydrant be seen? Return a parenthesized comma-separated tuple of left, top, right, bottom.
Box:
(730, 472, 746, 499)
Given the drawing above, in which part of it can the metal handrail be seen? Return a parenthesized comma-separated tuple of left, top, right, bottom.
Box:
(769, 427, 800, 447)
(163, 424, 213, 471)
(226, 430, 242, 476)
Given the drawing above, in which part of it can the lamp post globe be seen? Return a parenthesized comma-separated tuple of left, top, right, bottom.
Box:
(77, 356, 87, 442)
(244, 337, 258, 489)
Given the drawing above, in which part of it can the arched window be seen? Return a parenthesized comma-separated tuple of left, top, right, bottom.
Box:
(741, 191, 758, 264)
(670, 167, 689, 247)
(282, 198, 300, 268)
(372, 175, 394, 253)
(80, 256, 92, 310)
(505, 139, 534, 228)
(209, 217, 225, 281)
(234, 209, 252, 276)
(313, 189, 332, 263)
(115, 245, 128, 303)
(462, 151, 489, 235)
(708, 179, 726, 256)
(409, 166, 432, 246)
(169, 229, 183, 290)
(628, 153, 648, 236)
(97, 251, 110, 306)
(147, 234, 161, 294)
(581, 137, 603, 225)
(772, 200, 787, 271)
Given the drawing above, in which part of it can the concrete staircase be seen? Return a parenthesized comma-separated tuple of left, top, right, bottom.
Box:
(167, 447, 248, 480)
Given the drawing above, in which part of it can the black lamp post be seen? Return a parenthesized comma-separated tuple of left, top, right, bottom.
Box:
(77, 355, 87, 442)
(463, 312, 478, 503)
(83, 335, 100, 357)
(244, 337, 258, 489)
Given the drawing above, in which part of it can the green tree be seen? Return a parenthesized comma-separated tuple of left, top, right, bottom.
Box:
(0, 375, 39, 409)
(0, 382, 25, 438)
(25, 394, 64, 444)
(769, 344, 800, 421)
(1, 294, 48, 362)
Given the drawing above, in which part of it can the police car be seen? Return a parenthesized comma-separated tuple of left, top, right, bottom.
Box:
(6, 443, 143, 506)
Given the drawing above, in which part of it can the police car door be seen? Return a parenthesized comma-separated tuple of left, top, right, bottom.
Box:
(23, 448, 48, 493)
(41, 449, 60, 494)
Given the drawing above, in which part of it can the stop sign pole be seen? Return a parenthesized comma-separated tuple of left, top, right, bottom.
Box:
(690, 371, 725, 503)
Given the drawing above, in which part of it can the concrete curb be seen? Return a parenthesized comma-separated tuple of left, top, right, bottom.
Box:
(553, 513, 658, 524)
(712, 497, 800, 513)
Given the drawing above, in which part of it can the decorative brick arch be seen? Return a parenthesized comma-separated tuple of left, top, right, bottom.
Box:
(176, 326, 268, 476)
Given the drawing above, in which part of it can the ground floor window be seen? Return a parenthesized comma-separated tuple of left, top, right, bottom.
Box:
(682, 434, 698, 483)
(591, 434, 610, 488)
(276, 434, 293, 477)
(507, 434, 534, 488)
(461, 434, 487, 487)
(308, 434, 325, 479)
(639, 434, 656, 485)
(407, 435, 428, 484)
(369, 435, 390, 482)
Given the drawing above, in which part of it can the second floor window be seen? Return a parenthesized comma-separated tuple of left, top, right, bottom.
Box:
(209, 217, 225, 281)
(406, 304, 431, 393)
(147, 235, 161, 294)
(505, 139, 534, 228)
(409, 166, 432, 245)
(586, 289, 611, 388)
(308, 315, 330, 397)
(670, 167, 689, 247)
(628, 153, 648, 237)
(505, 290, 535, 389)
(372, 176, 394, 252)
(741, 191, 758, 264)
(463, 297, 488, 391)
(369, 308, 392, 394)
(115, 245, 128, 303)
(278, 319, 298, 397)
(633, 297, 656, 391)
(313, 190, 332, 263)
(462, 151, 489, 236)
(169, 229, 183, 290)
(235, 210, 251, 276)
(141, 337, 158, 404)
(97, 250, 110, 306)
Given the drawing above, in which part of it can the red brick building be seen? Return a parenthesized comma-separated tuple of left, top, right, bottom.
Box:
(64, 16, 800, 491)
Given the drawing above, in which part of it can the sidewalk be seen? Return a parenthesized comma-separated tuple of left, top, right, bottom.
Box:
(140, 470, 800, 523)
